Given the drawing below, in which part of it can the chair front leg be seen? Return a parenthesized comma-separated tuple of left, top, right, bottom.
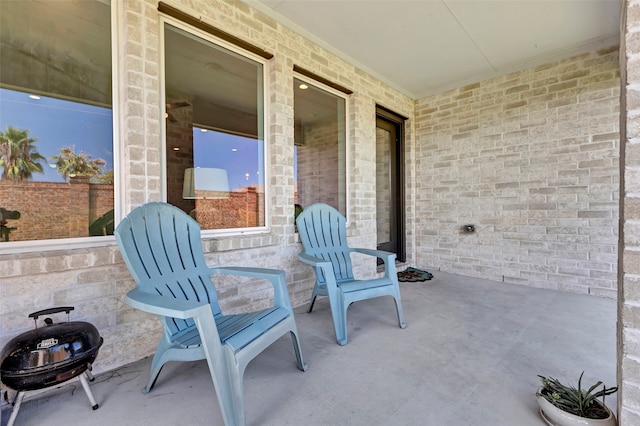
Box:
(194, 308, 245, 426)
(373, 251, 407, 329)
(328, 288, 348, 346)
(393, 291, 407, 329)
(289, 328, 309, 371)
(307, 282, 321, 313)
(143, 333, 172, 393)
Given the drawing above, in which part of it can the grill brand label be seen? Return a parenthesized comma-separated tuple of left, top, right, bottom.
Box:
(37, 338, 59, 349)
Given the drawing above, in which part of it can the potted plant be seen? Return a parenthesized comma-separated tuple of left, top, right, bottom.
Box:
(536, 372, 617, 426)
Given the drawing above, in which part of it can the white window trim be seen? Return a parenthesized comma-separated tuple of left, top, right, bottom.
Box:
(159, 16, 271, 237)
(0, 0, 122, 255)
(293, 72, 350, 221)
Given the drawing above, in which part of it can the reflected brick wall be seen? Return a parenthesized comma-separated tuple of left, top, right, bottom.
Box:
(192, 186, 264, 229)
(297, 120, 341, 209)
(0, 179, 114, 241)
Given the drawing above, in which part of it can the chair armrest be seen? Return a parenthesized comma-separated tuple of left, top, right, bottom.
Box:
(210, 266, 292, 309)
(352, 247, 396, 260)
(297, 253, 339, 290)
(127, 289, 226, 358)
(351, 248, 398, 278)
(125, 289, 211, 320)
(297, 252, 333, 268)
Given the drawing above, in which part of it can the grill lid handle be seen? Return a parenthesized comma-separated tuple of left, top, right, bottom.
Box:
(28, 306, 75, 320)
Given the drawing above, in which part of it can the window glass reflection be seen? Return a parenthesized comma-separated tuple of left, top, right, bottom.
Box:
(294, 77, 347, 215)
(164, 23, 266, 230)
(0, 0, 113, 242)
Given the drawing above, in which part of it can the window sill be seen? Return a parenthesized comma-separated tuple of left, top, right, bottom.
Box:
(0, 231, 280, 257)
(0, 236, 117, 256)
(201, 232, 277, 252)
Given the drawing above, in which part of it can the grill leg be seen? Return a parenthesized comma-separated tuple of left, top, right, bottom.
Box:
(79, 372, 99, 410)
(6, 391, 25, 426)
(85, 366, 95, 382)
(3, 368, 98, 425)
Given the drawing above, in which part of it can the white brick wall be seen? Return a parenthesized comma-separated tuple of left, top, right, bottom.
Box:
(415, 48, 620, 298)
(620, 0, 640, 423)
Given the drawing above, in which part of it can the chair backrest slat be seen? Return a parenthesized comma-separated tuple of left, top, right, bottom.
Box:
(296, 204, 354, 282)
(116, 203, 222, 333)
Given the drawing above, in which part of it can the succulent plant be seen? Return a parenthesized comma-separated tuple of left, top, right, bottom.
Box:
(538, 371, 617, 419)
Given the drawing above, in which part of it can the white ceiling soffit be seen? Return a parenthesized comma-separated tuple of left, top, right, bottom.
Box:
(247, 0, 620, 99)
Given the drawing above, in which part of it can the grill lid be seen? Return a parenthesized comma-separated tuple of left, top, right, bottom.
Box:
(0, 307, 103, 391)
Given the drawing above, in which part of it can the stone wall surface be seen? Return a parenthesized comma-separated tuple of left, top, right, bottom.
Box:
(415, 48, 621, 298)
(620, 0, 640, 423)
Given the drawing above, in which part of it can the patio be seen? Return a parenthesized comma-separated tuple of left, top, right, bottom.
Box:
(0, 271, 617, 426)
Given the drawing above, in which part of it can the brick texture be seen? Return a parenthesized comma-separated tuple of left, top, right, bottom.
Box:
(620, 0, 640, 423)
(415, 48, 620, 298)
(0, 180, 113, 241)
(297, 120, 344, 210)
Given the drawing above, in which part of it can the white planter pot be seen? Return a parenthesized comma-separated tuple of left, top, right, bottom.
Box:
(536, 389, 616, 426)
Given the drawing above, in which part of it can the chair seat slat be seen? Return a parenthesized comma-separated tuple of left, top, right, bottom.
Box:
(219, 307, 289, 352)
(338, 278, 393, 293)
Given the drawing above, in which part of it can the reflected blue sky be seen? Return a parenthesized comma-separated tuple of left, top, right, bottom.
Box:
(0, 88, 268, 189)
(0, 88, 113, 183)
(192, 128, 264, 190)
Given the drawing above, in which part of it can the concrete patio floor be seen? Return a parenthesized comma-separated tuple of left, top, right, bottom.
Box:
(1, 271, 618, 426)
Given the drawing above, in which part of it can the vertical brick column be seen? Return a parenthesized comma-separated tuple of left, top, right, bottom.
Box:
(620, 0, 640, 423)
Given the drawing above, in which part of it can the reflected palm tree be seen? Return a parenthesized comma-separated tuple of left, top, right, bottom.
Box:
(49, 146, 106, 181)
(0, 126, 45, 180)
(95, 169, 114, 184)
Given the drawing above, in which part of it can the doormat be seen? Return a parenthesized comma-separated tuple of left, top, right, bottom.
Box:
(398, 267, 433, 282)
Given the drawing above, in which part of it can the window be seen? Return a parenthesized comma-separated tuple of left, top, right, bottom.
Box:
(294, 77, 347, 215)
(0, 0, 113, 243)
(163, 22, 266, 231)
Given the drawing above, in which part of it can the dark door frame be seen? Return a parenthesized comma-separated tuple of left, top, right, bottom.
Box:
(376, 105, 406, 263)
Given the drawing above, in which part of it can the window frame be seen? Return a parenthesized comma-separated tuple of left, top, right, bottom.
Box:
(0, 0, 121, 255)
(159, 16, 271, 237)
(293, 72, 350, 220)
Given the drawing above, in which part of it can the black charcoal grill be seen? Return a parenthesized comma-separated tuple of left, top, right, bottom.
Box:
(1, 307, 103, 426)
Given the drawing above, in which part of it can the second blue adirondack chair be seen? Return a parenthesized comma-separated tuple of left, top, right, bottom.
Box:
(115, 202, 307, 426)
(296, 203, 406, 345)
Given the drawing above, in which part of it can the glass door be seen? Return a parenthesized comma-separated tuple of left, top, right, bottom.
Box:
(376, 107, 405, 262)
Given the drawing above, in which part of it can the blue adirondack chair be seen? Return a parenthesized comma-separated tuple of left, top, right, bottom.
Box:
(295, 203, 406, 345)
(115, 202, 307, 426)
